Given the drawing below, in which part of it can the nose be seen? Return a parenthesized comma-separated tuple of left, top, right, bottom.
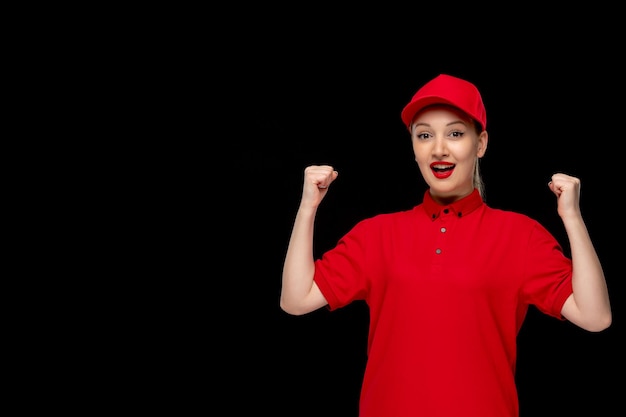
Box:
(432, 136, 448, 157)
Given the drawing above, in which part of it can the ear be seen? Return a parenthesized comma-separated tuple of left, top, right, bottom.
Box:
(477, 131, 488, 158)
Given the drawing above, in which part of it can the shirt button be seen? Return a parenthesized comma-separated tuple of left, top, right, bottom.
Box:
(435, 248, 442, 254)
(440, 227, 446, 233)
(443, 208, 449, 214)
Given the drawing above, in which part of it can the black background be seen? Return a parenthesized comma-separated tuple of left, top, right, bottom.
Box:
(200, 13, 624, 417)
(222, 35, 624, 417)
(31, 8, 624, 416)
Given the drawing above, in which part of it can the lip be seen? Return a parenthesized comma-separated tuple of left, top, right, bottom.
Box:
(430, 162, 454, 179)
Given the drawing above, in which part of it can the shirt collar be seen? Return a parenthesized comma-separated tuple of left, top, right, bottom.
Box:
(422, 188, 484, 221)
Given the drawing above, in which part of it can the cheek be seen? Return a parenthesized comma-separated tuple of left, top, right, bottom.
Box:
(413, 150, 429, 167)
(449, 143, 476, 160)
(414, 153, 432, 175)
(411, 141, 427, 160)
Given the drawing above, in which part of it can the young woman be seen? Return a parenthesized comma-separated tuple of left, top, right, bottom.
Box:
(280, 73, 611, 417)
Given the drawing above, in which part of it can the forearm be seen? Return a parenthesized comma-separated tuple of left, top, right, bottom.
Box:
(280, 206, 319, 315)
(562, 214, 612, 331)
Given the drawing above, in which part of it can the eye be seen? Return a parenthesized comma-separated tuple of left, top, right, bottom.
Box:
(450, 130, 465, 138)
(416, 132, 431, 140)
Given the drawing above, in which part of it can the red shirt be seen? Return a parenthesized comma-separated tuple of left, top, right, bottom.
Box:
(313, 188, 573, 417)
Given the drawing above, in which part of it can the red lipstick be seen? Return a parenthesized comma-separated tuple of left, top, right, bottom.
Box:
(430, 162, 454, 179)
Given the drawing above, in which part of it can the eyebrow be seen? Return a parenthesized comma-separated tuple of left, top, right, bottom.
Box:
(412, 120, 467, 128)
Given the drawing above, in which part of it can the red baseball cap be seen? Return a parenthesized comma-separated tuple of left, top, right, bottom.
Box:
(400, 74, 486, 131)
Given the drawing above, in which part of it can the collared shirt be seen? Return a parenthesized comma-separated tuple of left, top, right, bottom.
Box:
(313, 188, 573, 417)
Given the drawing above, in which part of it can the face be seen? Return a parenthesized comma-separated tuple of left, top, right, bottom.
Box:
(410, 105, 488, 204)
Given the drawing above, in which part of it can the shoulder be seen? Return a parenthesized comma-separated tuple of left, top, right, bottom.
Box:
(484, 204, 538, 223)
(483, 205, 553, 238)
(349, 207, 419, 234)
(365, 206, 419, 224)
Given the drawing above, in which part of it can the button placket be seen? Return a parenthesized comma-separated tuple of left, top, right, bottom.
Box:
(434, 208, 451, 256)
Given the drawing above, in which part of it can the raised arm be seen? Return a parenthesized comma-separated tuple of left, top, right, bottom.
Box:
(280, 165, 339, 315)
(551, 173, 612, 331)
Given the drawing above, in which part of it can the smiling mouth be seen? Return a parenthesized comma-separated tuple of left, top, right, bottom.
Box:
(431, 164, 454, 179)
(431, 164, 454, 172)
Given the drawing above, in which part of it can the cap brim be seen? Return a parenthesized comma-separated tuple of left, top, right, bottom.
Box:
(400, 96, 459, 129)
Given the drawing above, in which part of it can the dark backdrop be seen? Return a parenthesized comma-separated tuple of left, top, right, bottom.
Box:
(228, 39, 623, 417)
(54, 9, 624, 416)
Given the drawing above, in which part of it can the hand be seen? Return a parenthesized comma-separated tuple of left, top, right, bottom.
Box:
(302, 165, 339, 207)
(548, 173, 581, 218)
